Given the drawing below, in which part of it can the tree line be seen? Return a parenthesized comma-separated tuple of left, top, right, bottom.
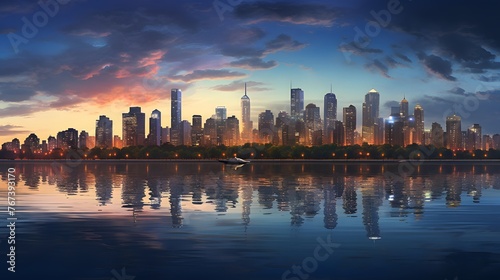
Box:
(2, 143, 500, 160)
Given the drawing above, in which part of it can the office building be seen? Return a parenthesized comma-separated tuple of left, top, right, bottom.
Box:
(343, 105, 356, 146)
(96, 115, 113, 148)
(122, 107, 145, 147)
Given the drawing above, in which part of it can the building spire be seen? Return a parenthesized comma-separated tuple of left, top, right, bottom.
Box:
(244, 82, 247, 96)
(330, 83, 333, 93)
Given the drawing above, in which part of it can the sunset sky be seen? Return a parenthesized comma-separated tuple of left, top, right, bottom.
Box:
(1, 0, 499, 144)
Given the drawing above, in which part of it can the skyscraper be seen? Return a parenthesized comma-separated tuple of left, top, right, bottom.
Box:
(149, 109, 162, 146)
(304, 103, 322, 145)
(122, 107, 145, 147)
(96, 115, 113, 148)
(179, 120, 192, 146)
(216, 106, 227, 122)
(362, 89, 380, 144)
(467, 124, 482, 151)
(79, 131, 89, 149)
(446, 114, 462, 150)
(258, 110, 274, 143)
(290, 88, 304, 120)
(431, 122, 444, 148)
(57, 128, 78, 150)
(241, 83, 252, 144)
(400, 96, 409, 119)
(203, 118, 217, 146)
(225, 115, 240, 146)
(343, 105, 356, 146)
(171, 89, 182, 146)
(191, 115, 203, 146)
(324, 92, 337, 144)
(414, 104, 424, 144)
(171, 89, 182, 130)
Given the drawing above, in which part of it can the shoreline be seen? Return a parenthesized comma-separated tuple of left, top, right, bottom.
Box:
(2, 159, 500, 164)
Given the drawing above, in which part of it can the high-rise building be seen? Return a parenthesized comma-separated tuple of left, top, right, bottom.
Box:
(343, 105, 356, 146)
(493, 134, 500, 150)
(79, 131, 89, 149)
(400, 97, 409, 120)
(276, 111, 292, 145)
(304, 103, 322, 146)
(96, 115, 113, 148)
(171, 89, 182, 130)
(192, 115, 203, 146)
(414, 104, 424, 144)
(483, 135, 492, 150)
(215, 107, 227, 146)
(324, 92, 337, 144)
(87, 136, 95, 149)
(216, 106, 227, 122)
(241, 83, 253, 144)
(362, 89, 380, 144)
(258, 110, 274, 143)
(446, 114, 462, 150)
(290, 88, 304, 120)
(467, 124, 482, 151)
(24, 133, 40, 153)
(161, 127, 170, 145)
(374, 117, 384, 145)
(225, 116, 240, 146)
(203, 118, 217, 146)
(47, 136, 56, 152)
(113, 135, 123, 149)
(171, 89, 182, 146)
(179, 120, 192, 146)
(57, 128, 78, 150)
(385, 115, 404, 146)
(431, 122, 444, 148)
(122, 107, 145, 147)
(149, 109, 162, 146)
(11, 138, 20, 153)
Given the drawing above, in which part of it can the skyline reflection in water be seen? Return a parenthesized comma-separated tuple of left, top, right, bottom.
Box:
(1, 162, 500, 280)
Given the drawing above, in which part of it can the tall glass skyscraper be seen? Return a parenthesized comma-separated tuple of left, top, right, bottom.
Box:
(96, 115, 113, 148)
(414, 104, 424, 144)
(362, 89, 380, 145)
(290, 88, 304, 120)
(170, 89, 182, 146)
(324, 92, 337, 144)
(149, 109, 161, 146)
(343, 105, 356, 146)
(241, 83, 252, 144)
(171, 89, 182, 130)
(122, 107, 145, 147)
(446, 114, 462, 150)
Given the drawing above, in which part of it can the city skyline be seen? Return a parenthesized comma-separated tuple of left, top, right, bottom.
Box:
(2, 83, 500, 152)
(1, 0, 499, 144)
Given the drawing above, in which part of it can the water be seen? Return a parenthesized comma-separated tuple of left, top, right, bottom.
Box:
(1, 162, 500, 280)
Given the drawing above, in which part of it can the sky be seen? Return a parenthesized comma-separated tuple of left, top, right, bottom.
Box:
(0, 0, 499, 144)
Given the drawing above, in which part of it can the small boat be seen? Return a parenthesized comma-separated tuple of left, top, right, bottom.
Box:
(218, 157, 250, 164)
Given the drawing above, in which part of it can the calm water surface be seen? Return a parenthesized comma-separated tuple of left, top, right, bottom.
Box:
(1, 162, 500, 280)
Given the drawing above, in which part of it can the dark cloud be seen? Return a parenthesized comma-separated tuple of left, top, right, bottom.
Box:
(395, 53, 412, 63)
(212, 80, 270, 92)
(338, 41, 383, 56)
(229, 58, 277, 70)
(0, 125, 29, 137)
(412, 90, 500, 134)
(266, 34, 306, 52)
(478, 74, 500, 82)
(365, 59, 390, 78)
(234, 2, 342, 26)
(418, 53, 456, 81)
(383, 100, 399, 109)
(448, 87, 466, 96)
(172, 69, 246, 82)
